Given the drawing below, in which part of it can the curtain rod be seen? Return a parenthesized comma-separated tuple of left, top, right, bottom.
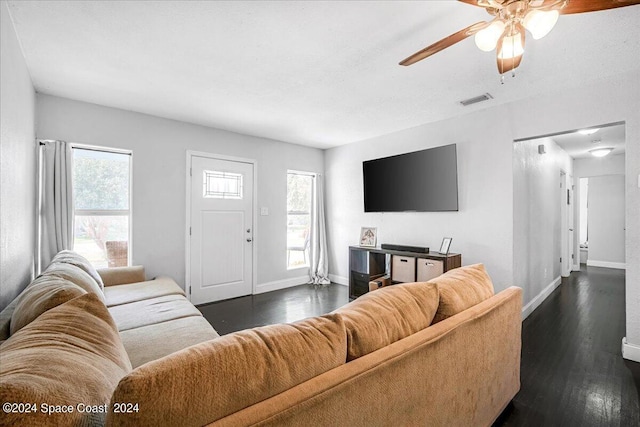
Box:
(38, 141, 131, 155)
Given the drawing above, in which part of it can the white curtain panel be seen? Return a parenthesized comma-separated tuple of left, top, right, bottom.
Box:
(309, 175, 330, 285)
(39, 140, 74, 270)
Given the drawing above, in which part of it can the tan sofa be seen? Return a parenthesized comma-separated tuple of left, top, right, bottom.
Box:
(0, 251, 522, 426)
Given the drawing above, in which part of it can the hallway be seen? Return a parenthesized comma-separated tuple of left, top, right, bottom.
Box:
(496, 266, 640, 426)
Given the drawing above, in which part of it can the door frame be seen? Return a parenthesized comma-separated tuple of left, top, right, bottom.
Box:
(560, 170, 573, 278)
(185, 150, 258, 302)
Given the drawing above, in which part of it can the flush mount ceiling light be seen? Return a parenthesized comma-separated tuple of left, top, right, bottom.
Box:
(399, 0, 640, 79)
(589, 147, 614, 157)
(578, 128, 600, 135)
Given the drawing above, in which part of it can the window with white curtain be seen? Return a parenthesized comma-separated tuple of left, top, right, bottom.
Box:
(286, 171, 315, 269)
(72, 147, 131, 268)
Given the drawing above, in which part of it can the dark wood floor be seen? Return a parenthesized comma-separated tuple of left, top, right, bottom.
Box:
(495, 266, 640, 427)
(197, 267, 640, 426)
(197, 283, 349, 335)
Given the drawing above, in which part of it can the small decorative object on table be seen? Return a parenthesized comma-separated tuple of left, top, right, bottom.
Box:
(359, 227, 377, 247)
(368, 275, 391, 292)
(439, 237, 452, 255)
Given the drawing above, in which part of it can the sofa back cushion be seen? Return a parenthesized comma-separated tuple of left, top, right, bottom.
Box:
(0, 293, 132, 426)
(45, 261, 105, 302)
(108, 314, 346, 426)
(430, 263, 495, 324)
(51, 249, 105, 290)
(334, 282, 439, 361)
(10, 275, 87, 335)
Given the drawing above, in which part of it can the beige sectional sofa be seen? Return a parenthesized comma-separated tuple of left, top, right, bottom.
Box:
(0, 250, 522, 426)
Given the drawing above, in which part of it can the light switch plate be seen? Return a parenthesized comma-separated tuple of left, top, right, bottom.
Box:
(260, 207, 269, 216)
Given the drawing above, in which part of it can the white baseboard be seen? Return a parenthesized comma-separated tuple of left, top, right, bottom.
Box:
(329, 274, 348, 286)
(255, 276, 309, 294)
(622, 338, 640, 363)
(587, 260, 626, 270)
(521, 276, 562, 320)
(572, 263, 580, 271)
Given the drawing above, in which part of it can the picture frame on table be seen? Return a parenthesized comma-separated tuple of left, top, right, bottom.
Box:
(359, 227, 377, 247)
(439, 237, 452, 255)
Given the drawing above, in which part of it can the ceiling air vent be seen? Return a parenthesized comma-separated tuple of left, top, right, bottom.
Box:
(460, 93, 493, 107)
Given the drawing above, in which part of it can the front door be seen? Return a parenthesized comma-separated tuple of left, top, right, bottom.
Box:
(189, 155, 254, 304)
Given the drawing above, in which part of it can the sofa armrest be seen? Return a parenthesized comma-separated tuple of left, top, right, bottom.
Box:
(97, 266, 146, 287)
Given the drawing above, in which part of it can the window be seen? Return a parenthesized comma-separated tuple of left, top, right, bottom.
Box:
(72, 147, 131, 268)
(287, 171, 314, 269)
(203, 170, 243, 199)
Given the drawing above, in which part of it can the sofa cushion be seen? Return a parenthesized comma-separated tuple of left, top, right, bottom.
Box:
(108, 294, 202, 331)
(44, 261, 105, 302)
(334, 282, 439, 361)
(51, 249, 105, 290)
(98, 265, 146, 287)
(108, 314, 346, 426)
(10, 275, 87, 335)
(0, 293, 132, 426)
(120, 316, 220, 368)
(430, 263, 495, 324)
(103, 276, 185, 307)
(0, 297, 18, 341)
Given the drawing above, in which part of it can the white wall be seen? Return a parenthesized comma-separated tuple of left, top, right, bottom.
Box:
(325, 70, 640, 353)
(35, 94, 324, 293)
(574, 153, 625, 177)
(573, 153, 626, 269)
(513, 138, 572, 311)
(325, 106, 515, 291)
(587, 175, 625, 267)
(0, 2, 36, 310)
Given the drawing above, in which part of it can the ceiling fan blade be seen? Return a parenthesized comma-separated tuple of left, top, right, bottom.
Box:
(558, 0, 640, 14)
(400, 21, 491, 66)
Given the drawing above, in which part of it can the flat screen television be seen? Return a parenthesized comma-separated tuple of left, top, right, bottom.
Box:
(363, 144, 458, 212)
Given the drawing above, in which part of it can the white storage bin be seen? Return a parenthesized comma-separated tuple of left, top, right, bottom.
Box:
(416, 258, 444, 282)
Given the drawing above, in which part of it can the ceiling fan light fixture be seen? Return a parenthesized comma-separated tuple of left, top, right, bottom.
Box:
(589, 147, 614, 157)
(474, 20, 506, 52)
(523, 9, 559, 40)
(497, 32, 524, 60)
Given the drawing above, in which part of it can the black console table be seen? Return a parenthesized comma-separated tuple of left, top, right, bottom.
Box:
(349, 246, 462, 299)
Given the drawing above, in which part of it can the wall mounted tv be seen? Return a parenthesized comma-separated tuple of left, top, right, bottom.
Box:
(363, 144, 459, 212)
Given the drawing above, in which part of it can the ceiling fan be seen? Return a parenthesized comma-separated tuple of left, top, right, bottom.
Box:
(400, 0, 640, 76)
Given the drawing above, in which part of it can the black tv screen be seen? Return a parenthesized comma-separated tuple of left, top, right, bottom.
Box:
(363, 144, 459, 212)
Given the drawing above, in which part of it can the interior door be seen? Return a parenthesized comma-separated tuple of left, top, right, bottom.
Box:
(568, 174, 575, 272)
(560, 171, 572, 278)
(189, 155, 253, 304)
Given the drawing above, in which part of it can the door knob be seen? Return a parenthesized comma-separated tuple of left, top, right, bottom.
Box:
(247, 238, 252, 242)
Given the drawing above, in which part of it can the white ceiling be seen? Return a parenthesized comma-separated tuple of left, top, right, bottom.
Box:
(6, 1, 640, 149)
(552, 123, 625, 159)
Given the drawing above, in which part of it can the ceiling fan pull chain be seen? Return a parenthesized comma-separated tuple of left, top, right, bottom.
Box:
(501, 74, 505, 85)
(511, 36, 515, 78)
